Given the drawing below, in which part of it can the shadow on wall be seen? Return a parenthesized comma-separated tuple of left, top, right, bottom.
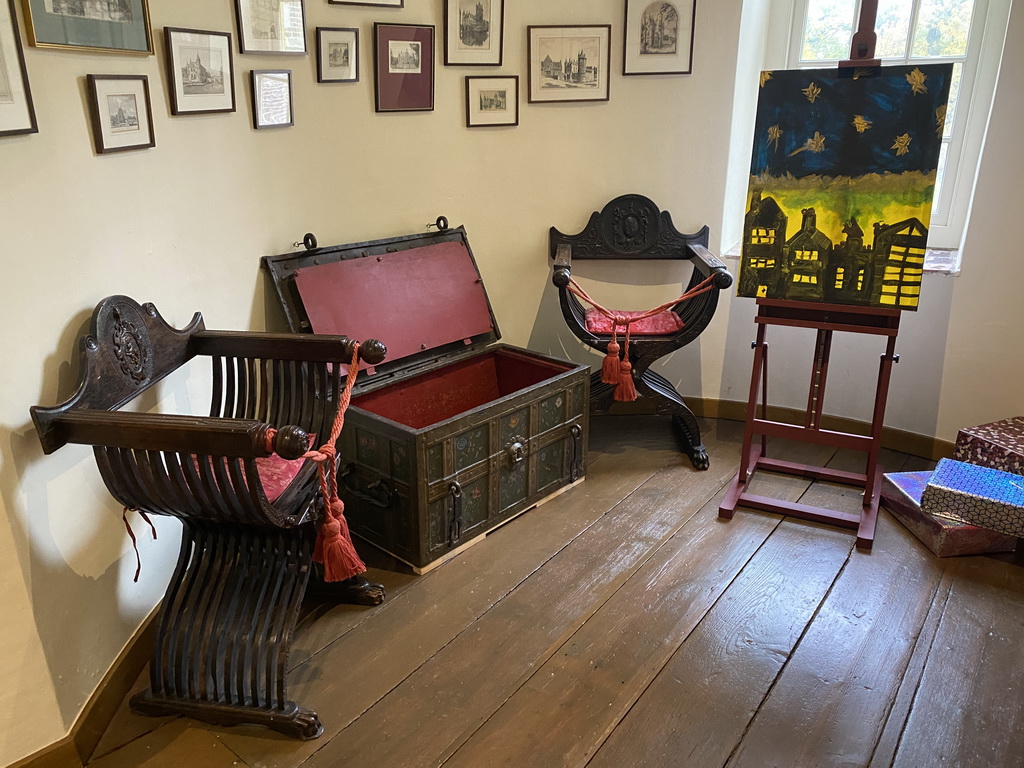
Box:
(716, 272, 955, 440)
(1, 308, 179, 732)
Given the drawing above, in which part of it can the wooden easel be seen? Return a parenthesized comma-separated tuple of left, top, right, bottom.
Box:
(719, 0, 899, 549)
(718, 299, 900, 550)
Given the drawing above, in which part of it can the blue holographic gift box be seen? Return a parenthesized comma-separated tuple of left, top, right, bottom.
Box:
(921, 458, 1024, 538)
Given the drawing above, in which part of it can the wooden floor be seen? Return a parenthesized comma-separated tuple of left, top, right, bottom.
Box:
(88, 416, 1024, 768)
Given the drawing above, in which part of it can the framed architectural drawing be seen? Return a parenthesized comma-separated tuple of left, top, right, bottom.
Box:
(738, 65, 953, 311)
(234, 0, 305, 54)
(23, 0, 152, 54)
(444, 0, 503, 66)
(164, 28, 235, 115)
(251, 69, 293, 128)
(86, 74, 155, 153)
(623, 0, 695, 75)
(317, 27, 358, 83)
(527, 25, 610, 104)
(329, 0, 402, 5)
(0, 0, 37, 136)
(374, 23, 434, 112)
(465, 75, 517, 127)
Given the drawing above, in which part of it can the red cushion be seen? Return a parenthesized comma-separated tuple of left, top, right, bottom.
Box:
(255, 454, 308, 502)
(584, 309, 684, 336)
(190, 435, 315, 504)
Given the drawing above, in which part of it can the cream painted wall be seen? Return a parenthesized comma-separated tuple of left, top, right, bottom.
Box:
(2, 0, 1019, 760)
(0, 0, 746, 763)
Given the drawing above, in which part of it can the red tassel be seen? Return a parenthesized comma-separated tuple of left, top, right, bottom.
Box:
(614, 359, 638, 402)
(315, 498, 366, 582)
(601, 339, 621, 385)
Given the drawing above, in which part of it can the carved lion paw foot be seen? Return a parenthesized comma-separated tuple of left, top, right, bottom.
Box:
(688, 447, 710, 471)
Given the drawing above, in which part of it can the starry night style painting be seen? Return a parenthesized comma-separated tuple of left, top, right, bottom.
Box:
(739, 64, 952, 310)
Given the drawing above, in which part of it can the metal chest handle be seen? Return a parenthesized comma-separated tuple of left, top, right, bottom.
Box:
(340, 464, 394, 508)
(448, 480, 463, 545)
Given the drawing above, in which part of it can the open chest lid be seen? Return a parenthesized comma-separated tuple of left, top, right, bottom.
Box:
(262, 226, 500, 381)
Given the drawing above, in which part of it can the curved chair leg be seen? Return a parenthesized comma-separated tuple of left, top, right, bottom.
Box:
(131, 520, 323, 740)
(637, 369, 710, 471)
(307, 571, 386, 606)
(588, 371, 616, 414)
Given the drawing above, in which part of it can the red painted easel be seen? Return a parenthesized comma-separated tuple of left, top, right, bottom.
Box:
(717, 299, 900, 550)
(720, 0, 899, 549)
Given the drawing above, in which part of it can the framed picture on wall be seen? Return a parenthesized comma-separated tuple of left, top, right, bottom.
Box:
(328, 0, 403, 6)
(465, 75, 517, 127)
(164, 28, 236, 115)
(234, 0, 306, 54)
(374, 23, 434, 112)
(317, 27, 359, 83)
(0, 0, 37, 136)
(86, 74, 155, 153)
(527, 25, 611, 104)
(22, 0, 152, 54)
(251, 69, 293, 128)
(444, 0, 503, 66)
(623, 0, 696, 75)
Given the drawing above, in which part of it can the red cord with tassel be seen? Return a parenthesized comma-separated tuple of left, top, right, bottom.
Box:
(566, 275, 717, 402)
(283, 343, 367, 582)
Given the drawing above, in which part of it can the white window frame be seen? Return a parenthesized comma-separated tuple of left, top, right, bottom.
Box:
(762, 0, 1011, 253)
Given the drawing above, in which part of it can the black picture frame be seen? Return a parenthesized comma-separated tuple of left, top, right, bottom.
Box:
(444, 0, 503, 66)
(251, 69, 293, 128)
(164, 27, 236, 115)
(0, 0, 37, 136)
(234, 0, 306, 55)
(527, 25, 611, 104)
(86, 74, 156, 153)
(328, 0, 403, 6)
(374, 23, 434, 113)
(465, 75, 518, 127)
(623, 0, 696, 76)
(317, 26, 359, 83)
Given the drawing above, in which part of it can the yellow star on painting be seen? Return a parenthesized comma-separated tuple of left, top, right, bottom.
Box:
(906, 67, 928, 95)
(892, 133, 912, 156)
(789, 131, 826, 156)
(767, 124, 782, 151)
(851, 115, 872, 133)
(760, 71, 773, 87)
(802, 82, 821, 103)
(936, 105, 947, 137)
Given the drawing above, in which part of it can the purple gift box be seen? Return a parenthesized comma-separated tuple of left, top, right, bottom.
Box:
(882, 470, 1016, 557)
(954, 416, 1024, 476)
(921, 458, 1024, 538)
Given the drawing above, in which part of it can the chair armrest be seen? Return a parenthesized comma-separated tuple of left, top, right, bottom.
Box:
(192, 331, 387, 365)
(552, 243, 573, 288)
(687, 244, 734, 289)
(36, 410, 311, 458)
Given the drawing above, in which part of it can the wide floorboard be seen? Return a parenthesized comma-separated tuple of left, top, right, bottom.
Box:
(88, 416, 1024, 768)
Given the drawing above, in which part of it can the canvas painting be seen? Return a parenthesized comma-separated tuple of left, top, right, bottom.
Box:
(738, 64, 952, 311)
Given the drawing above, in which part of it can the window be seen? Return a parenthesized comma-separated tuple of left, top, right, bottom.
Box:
(771, 0, 1011, 250)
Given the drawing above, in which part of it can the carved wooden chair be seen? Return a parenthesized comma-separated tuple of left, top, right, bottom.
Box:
(30, 296, 386, 739)
(550, 194, 733, 470)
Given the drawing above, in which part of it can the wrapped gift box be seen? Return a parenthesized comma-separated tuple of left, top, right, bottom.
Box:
(921, 458, 1024, 538)
(882, 471, 1016, 557)
(954, 416, 1024, 476)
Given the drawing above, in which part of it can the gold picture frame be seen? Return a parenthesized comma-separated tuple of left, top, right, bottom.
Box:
(22, 0, 153, 55)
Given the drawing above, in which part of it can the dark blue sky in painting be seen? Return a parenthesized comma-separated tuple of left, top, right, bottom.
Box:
(749, 64, 952, 178)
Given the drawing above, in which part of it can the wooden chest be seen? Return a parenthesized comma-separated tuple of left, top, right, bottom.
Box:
(263, 226, 589, 572)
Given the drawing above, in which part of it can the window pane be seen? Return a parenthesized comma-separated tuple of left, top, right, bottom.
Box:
(875, 0, 914, 58)
(941, 61, 963, 137)
(912, 0, 975, 58)
(932, 142, 950, 206)
(801, 0, 856, 60)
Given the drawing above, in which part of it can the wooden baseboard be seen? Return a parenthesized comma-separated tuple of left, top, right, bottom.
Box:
(10, 613, 156, 768)
(604, 397, 953, 461)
